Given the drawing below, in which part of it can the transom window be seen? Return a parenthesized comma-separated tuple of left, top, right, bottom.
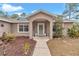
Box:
(18, 24, 29, 32)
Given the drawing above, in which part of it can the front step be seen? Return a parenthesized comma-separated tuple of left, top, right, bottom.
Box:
(33, 37, 49, 41)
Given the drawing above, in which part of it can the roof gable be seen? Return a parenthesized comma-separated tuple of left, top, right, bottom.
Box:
(26, 10, 57, 19)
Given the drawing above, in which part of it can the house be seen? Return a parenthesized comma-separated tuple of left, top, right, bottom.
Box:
(0, 10, 74, 39)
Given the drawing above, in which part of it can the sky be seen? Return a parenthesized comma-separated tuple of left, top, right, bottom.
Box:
(0, 3, 65, 15)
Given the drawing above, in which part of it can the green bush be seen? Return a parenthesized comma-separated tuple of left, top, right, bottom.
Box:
(23, 42, 31, 54)
(53, 16, 63, 38)
(68, 24, 79, 38)
(1, 32, 7, 41)
(1, 32, 15, 42)
(6, 33, 15, 42)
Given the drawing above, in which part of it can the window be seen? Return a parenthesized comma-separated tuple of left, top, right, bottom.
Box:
(19, 25, 23, 32)
(18, 24, 29, 32)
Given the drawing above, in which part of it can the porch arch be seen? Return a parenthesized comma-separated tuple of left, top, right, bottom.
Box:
(29, 18, 53, 39)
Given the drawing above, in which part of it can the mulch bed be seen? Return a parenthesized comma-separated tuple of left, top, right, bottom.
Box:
(0, 36, 36, 56)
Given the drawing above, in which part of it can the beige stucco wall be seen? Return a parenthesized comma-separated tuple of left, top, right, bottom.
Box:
(11, 23, 29, 36)
(0, 21, 11, 36)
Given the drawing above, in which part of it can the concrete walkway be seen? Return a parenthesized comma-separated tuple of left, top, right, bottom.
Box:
(33, 37, 51, 56)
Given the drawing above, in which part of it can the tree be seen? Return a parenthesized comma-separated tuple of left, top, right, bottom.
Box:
(11, 14, 19, 19)
(16, 13, 26, 20)
(53, 16, 63, 38)
(20, 13, 26, 17)
(63, 3, 78, 19)
(0, 11, 5, 16)
(0, 10, 9, 17)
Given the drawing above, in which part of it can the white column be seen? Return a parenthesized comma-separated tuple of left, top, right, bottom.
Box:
(29, 21, 33, 39)
(50, 22, 53, 39)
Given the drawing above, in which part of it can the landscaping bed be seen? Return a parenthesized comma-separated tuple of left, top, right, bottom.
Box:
(0, 36, 36, 56)
(47, 38, 79, 56)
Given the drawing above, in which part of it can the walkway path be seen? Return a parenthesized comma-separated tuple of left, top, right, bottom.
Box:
(33, 37, 51, 56)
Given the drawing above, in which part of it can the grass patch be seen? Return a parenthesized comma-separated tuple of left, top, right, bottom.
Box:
(47, 38, 79, 56)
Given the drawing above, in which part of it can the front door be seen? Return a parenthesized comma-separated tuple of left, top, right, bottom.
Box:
(38, 23, 45, 36)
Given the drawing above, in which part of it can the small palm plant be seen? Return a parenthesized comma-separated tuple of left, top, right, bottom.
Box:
(23, 42, 31, 55)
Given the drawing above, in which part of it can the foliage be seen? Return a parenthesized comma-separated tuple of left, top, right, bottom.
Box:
(0, 11, 5, 16)
(0, 32, 15, 56)
(53, 16, 63, 38)
(23, 42, 31, 54)
(1, 32, 7, 41)
(67, 23, 79, 38)
(63, 3, 79, 19)
(11, 14, 19, 19)
(0, 10, 9, 18)
(1, 32, 15, 42)
(20, 13, 26, 17)
(6, 33, 15, 42)
(23, 42, 31, 50)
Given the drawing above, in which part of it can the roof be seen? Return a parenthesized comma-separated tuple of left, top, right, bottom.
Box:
(26, 9, 57, 18)
(0, 17, 12, 23)
(0, 9, 75, 23)
(63, 19, 77, 22)
(0, 17, 29, 23)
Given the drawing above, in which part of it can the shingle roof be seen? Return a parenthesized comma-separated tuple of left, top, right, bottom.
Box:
(0, 17, 29, 23)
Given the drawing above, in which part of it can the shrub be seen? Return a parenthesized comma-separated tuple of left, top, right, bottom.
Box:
(1, 32, 15, 42)
(53, 23, 62, 38)
(0, 32, 15, 55)
(53, 16, 63, 38)
(23, 42, 31, 54)
(68, 23, 79, 38)
(6, 33, 15, 42)
(1, 32, 7, 42)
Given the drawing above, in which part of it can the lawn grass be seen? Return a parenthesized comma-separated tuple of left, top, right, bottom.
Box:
(47, 38, 79, 56)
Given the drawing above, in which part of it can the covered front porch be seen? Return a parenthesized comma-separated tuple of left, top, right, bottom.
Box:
(29, 19, 53, 39)
(27, 11, 55, 39)
(33, 20, 50, 37)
